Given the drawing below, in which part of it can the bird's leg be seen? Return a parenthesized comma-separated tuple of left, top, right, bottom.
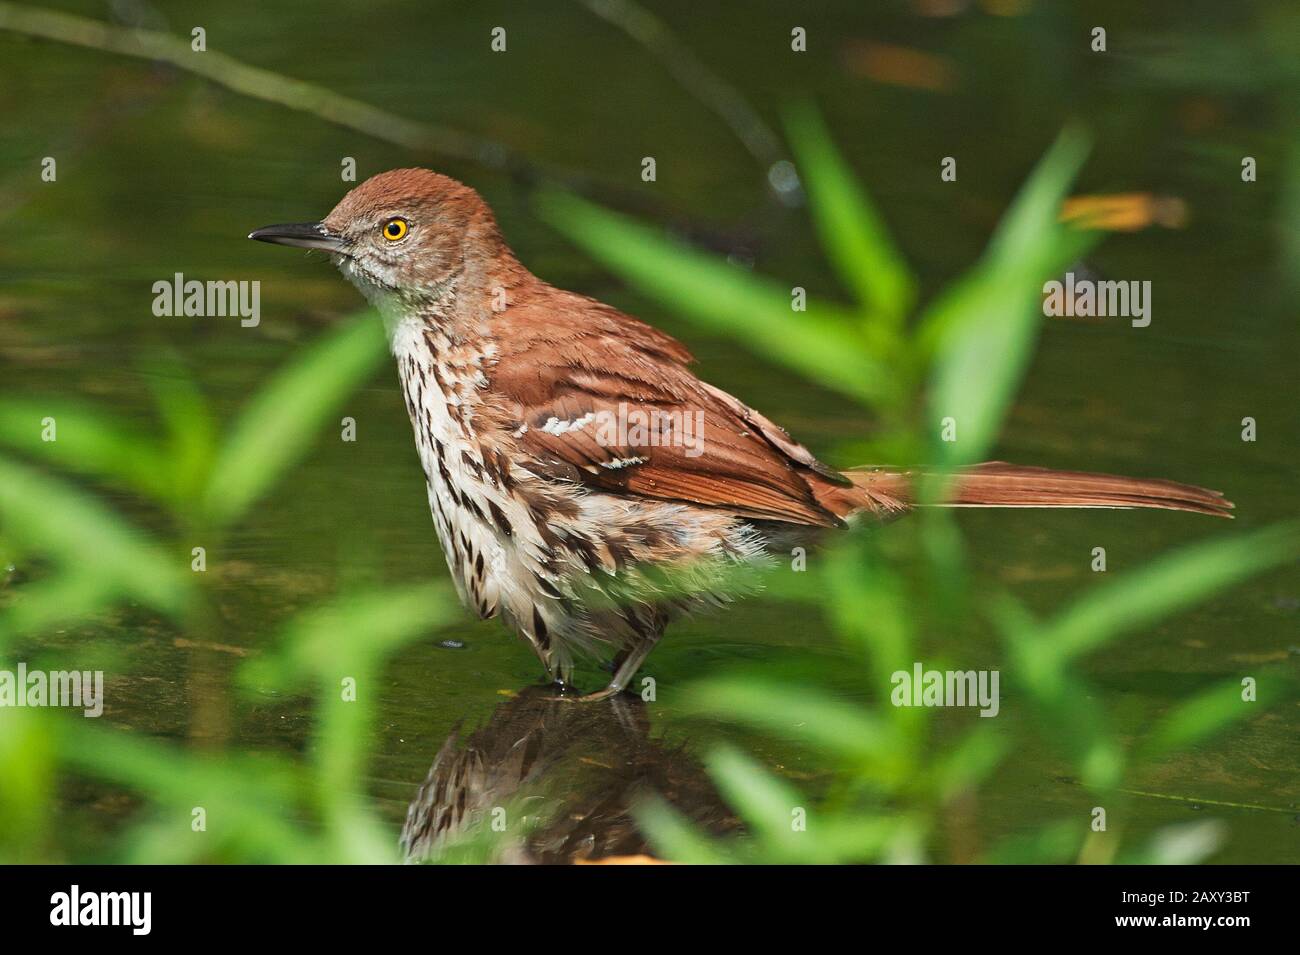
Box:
(560, 633, 660, 704)
(606, 693, 642, 734)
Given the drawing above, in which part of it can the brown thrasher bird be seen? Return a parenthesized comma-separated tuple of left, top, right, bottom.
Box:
(251, 168, 1232, 701)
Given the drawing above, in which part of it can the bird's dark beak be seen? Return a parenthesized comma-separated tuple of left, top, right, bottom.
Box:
(247, 222, 349, 254)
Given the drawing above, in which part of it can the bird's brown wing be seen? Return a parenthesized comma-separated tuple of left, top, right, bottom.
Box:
(487, 293, 844, 527)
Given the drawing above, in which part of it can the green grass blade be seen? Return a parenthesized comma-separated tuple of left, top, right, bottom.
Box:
(1139, 671, 1296, 760)
(633, 794, 735, 864)
(994, 596, 1125, 791)
(0, 400, 171, 502)
(61, 721, 302, 805)
(142, 359, 218, 506)
(922, 128, 1094, 468)
(535, 189, 893, 406)
(982, 820, 1084, 863)
(240, 582, 457, 691)
(202, 313, 387, 528)
(984, 126, 1093, 270)
(60, 722, 317, 863)
(931, 725, 1008, 800)
(0, 455, 192, 619)
(784, 101, 916, 326)
(685, 677, 894, 765)
(704, 745, 807, 855)
(0, 572, 117, 644)
(1042, 522, 1300, 661)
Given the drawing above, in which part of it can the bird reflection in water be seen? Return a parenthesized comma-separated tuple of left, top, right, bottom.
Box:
(401, 687, 737, 863)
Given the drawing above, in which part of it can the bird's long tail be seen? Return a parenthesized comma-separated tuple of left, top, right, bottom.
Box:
(825, 461, 1233, 520)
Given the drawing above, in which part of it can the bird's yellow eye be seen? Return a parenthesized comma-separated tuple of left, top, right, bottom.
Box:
(382, 218, 409, 241)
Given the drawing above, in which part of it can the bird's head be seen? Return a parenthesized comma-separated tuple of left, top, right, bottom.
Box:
(249, 168, 503, 311)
